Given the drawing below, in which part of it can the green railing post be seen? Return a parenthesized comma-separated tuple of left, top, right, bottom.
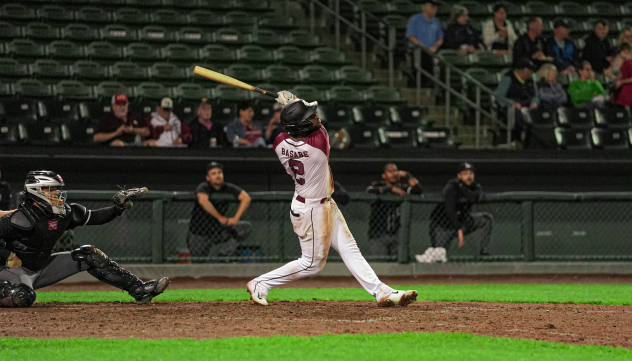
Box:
(278, 201, 286, 262)
(521, 201, 535, 262)
(152, 199, 164, 264)
(397, 199, 411, 263)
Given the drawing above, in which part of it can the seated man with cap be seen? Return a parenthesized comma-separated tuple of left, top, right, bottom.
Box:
(93, 93, 151, 146)
(149, 97, 193, 147)
(545, 18, 578, 75)
(496, 58, 539, 142)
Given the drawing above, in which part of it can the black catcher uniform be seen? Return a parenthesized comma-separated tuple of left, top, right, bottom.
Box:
(0, 170, 170, 308)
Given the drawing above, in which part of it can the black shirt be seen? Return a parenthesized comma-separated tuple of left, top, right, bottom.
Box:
(512, 33, 547, 68)
(95, 111, 147, 144)
(431, 178, 483, 230)
(583, 33, 616, 73)
(366, 173, 422, 238)
(189, 181, 243, 236)
(443, 23, 484, 51)
(0, 180, 11, 210)
(187, 116, 228, 148)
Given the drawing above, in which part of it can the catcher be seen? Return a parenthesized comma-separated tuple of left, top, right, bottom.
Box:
(0, 170, 170, 307)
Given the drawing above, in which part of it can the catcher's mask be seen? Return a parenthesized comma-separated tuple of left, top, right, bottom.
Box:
(280, 99, 320, 138)
(24, 170, 67, 216)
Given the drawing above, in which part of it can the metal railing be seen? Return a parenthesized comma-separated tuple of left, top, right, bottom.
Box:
(413, 46, 516, 148)
(47, 190, 632, 264)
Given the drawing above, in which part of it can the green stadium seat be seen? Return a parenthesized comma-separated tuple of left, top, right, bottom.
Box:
(524, 1, 556, 17)
(437, 49, 472, 67)
(139, 26, 177, 43)
(556, 2, 590, 17)
(37, 6, 75, 23)
(0, 58, 29, 80)
(163, 0, 200, 8)
(312, 47, 347, 66)
(591, 128, 628, 150)
(188, 10, 224, 28)
(238, 0, 273, 13)
(0, 21, 21, 39)
(381, 14, 408, 29)
(0, 83, 11, 98)
(62, 24, 101, 42)
(457, 1, 489, 16)
(389, 0, 420, 16)
(5, 39, 46, 59)
(47, 40, 86, 61)
(0, 4, 36, 21)
(299, 65, 337, 88)
(102, 25, 138, 43)
(14, 78, 53, 98)
(418, 127, 459, 149)
(389, 105, 427, 127)
(289, 85, 326, 103)
(336, 65, 376, 86)
(378, 126, 418, 148)
(554, 127, 591, 150)
(365, 86, 403, 104)
(177, 27, 211, 44)
(258, 14, 296, 30)
(162, 44, 200, 63)
(288, 30, 320, 48)
(134, 82, 172, 100)
(124, 42, 162, 62)
(594, 106, 631, 129)
(151, 9, 189, 26)
(212, 28, 253, 46)
(126, 0, 163, 7)
(590, 2, 621, 17)
(86, 42, 124, 60)
(54, 80, 94, 100)
(475, 51, 510, 69)
(200, 44, 237, 67)
(224, 12, 257, 32)
(76, 7, 113, 23)
(173, 83, 211, 101)
(200, 0, 238, 11)
(237, 45, 274, 66)
(30, 59, 70, 83)
(70, 60, 110, 85)
(23, 23, 61, 40)
(224, 64, 263, 83)
(114, 8, 151, 25)
(92, 0, 126, 5)
(254, 30, 287, 47)
(212, 84, 251, 101)
(110, 61, 150, 83)
(149, 62, 189, 86)
(94, 81, 130, 99)
(357, 0, 390, 15)
(489, 2, 524, 16)
(275, 46, 312, 66)
(327, 86, 366, 105)
(466, 68, 498, 86)
(262, 65, 299, 86)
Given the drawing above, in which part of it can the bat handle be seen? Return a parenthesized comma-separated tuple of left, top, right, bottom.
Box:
(254, 87, 279, 99)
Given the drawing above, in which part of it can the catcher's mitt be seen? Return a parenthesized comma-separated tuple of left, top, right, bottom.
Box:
(113, 187, 149, 210)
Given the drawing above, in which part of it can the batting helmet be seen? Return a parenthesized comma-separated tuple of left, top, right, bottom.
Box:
(280, 99, 319, 137)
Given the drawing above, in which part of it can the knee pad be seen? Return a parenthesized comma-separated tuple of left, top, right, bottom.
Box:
(71, 245, 109, 268)
(0, 281, 36, 308)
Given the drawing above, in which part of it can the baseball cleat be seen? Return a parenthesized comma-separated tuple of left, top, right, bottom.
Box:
(377, 290, 418, 307)
(246, 280, 268, 306)
(135, 277, 170, 305)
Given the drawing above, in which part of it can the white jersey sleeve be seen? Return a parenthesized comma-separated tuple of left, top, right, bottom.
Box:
(273, 126, 334, 199)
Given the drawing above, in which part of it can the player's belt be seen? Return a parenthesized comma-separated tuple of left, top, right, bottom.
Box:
(296, 195, 329, 204)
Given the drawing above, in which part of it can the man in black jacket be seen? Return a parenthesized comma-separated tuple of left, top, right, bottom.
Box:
(0, 170, 169, 307)
(416, 163, 492, 263)
(582, 19, 616, 74)
(512, 17, 551, 68)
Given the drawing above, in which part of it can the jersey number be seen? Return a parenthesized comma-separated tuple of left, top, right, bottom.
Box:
(289, 160, 305, 185)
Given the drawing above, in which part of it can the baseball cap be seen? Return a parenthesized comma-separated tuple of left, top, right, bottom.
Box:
(554, 18, 571, 29)
(206, 161, 223, 172)
(160, 97, 173, 110)
(515, 58, 537, 71)
(111, 93, 128, 105)
(458, 162, 476, 172)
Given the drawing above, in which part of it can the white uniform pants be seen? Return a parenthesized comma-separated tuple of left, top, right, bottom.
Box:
(251, 197, 390, 297)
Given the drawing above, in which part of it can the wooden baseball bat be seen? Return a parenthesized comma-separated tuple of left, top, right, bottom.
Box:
(193, 66, 277, 99)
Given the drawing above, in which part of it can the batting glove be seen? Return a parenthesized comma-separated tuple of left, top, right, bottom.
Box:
(113, 187, 149, 211)
(276, 91, 296, 106)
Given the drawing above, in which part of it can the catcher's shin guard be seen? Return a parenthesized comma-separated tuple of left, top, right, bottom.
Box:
(72, 245, 169, 303)
(0, 280, 36, 308)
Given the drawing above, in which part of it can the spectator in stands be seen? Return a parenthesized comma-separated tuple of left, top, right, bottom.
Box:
(482, 4, 517, 55)
(0, 164, 11, 211)
(545, 19, 578, 76)
(188, 162, 252, 261)
(149, 97, 192, 147)
(366, 163, 422, 257)
(512, 17, 552, 68)
(93, 94, 151, 146)
(568, 60, 607, 108)
(417, 162, 491, 263)
(605, 42, 632, 80)
(618, 28, 632, 50)
(614, 49, 632, 107)
(265, 103, 284, 144)
(536, 64, 569, 110)
(188, 99, 228, 148)
(582, 19, 616, 74)
(226, 101, 266, 148)
(406, 0, 443, 87)
(496, 58, 539, 142)
(442, 5, 484, 54)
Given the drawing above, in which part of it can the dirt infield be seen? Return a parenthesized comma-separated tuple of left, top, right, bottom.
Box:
(2, 301, 631, 348)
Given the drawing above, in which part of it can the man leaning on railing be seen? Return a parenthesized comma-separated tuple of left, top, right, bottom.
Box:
(406, 0, 443, 88)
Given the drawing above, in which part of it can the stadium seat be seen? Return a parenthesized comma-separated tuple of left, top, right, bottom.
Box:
(162, 44, 200, 65)
(327, 86, 366, 105)
(556, 2, 590, 17)
(213, 85, 251, 102)
(238, 0, 273, 13)
(390, 0, 420, 15)
(101, 25, 138, 43)
(70, 61, 110, 85)
(151, 9, 189, 26)
(224, 64, 264, 83)
(290, 85, 327, 103)
(524, 1, 556, 17)
(124, 42, 163, 63)
(29, 60, 71, 83)
(299, 65, 337, 89)
(418, 127, 459, 148)
(128, 100, 157, 118)
(594, 106, 631, 129)
(172, 99, 199, 123)
(0, 21, 21, 39)
(177, 27, 210, 44)
(62, 24, 101, 43)
(126, 0, 163, 6)
(389, 105, 427, 127)
(188, 10, 224, 28)
(41, 99, 82, 124)
(92, 0, 126, 5)
(0, 58, 29, 81)
(138, 26, 177, 43)
(557, 107, 594, 129)
(149, 63, 189, 86)
(86, 42, 124, 61)
(94, 81, 130, 99)
(489, 1, 524, 16)
(288, 30, 320, 48)
(199, 0, 235, 10)
(114, 8, 151, 25)
(200, 44, 237, 68)
(437, 49, 471, 68)
(522, 108, 558, 149)
(345, 125, 380, 148)
(591, 128, 628, 150)
(37, 5, 75, 23)
(236, 45, 275, 67)
(258, 14, 296, 30)
(163, 0, 200, 8)
(212, 28, 253, 46)
(134, 82, 172, 100)
(173, 83, 211, 100)
(80, 100, 112, 123)
(110, 61, 150, 83)
(0, 98, 41, 123)
(355, 104, 391, 127)
(14, 79, 53, 98)
(23, 23, 61, 40)
(48, 41, 86, 61)
(591, 2, 622, 17)
(312, 47, 348, 66)
(263, 65, 300, 87)
(378, 126, 418, 148)
(75, 7, 113, 23)
(555, 127, 591, 150)
(0, 4, 36, 22)
(223, 11, 257, 31)
(275, 46, 313, 66)
(318, 103, 355, 127)
(23, 121, 64, 145)
(0, 122, 21, 144)
(254, 29, 287, 47)
(336, 66, 376, 86)
(5, 39, 46, 60)
(54, 80, 94, 100)
(357, 0, 390, 15)
(365, 86, 404, 104)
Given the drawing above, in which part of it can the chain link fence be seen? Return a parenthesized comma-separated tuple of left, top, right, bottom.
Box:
(45, 191, 632, 263)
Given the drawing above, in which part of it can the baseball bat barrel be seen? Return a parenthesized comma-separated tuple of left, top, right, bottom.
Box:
(193, 66, 277, 99)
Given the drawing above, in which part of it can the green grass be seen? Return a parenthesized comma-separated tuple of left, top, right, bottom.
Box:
(36, 284, 632, 305)
(1, 332, 630, 361)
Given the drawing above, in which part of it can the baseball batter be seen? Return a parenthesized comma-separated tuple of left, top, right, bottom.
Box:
(247, 94, 418, 307)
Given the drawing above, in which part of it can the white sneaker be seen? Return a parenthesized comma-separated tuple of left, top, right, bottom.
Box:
(377, 289, 418, 307)
(246, 280, 268, 306)
(433, 247, 447, 263)
(415, 247, 435, 263)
